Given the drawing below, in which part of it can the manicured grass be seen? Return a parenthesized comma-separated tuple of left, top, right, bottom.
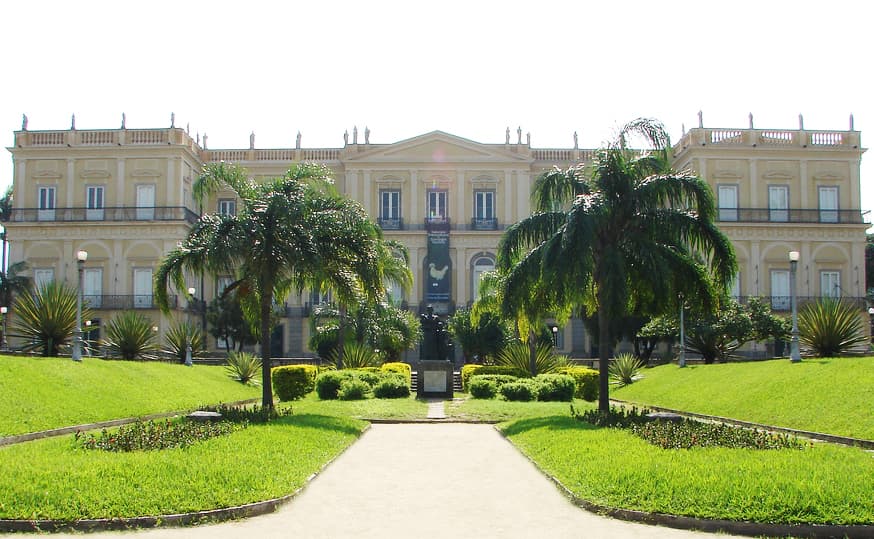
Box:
(292, 392, 429, 420)
(503, 416, 874, 525)
(613, 357, 874, 440)
(0, 355, 259, 436)
(446, 395, 593, 421)
(0, 412, 366, 520)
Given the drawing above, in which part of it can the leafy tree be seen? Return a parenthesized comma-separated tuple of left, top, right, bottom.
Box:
(0, 261, 31, 310)
(12, 281, 91, 356)
(309, 300, 420, 363)
(447, 309, 510, 363)
(499, 118, 736, 412)
(156, 162, 387, 409)
(866, 233, 874, 293)
(206, 292, 257, 352)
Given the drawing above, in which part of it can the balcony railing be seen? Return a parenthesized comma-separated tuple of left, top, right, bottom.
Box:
(83, 295, 179, 310)
(717, 208, 866, 224)
(9, 207, 200, 224)
(735, 296, 866, 312)
(377, 217, 404, 230)
(470, 217, 498, 230)
(424, 217, 450, 233)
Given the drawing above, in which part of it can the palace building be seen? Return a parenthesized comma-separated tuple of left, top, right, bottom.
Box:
(4, 115, 867, 359)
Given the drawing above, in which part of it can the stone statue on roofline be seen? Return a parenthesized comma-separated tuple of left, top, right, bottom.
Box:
(21, 114, 27, 131)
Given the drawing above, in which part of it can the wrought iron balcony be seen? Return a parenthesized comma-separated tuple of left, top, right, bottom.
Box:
(377, 217, 404, 230)
(8, 207, 200, 224)
(470, 217, 498, 230)
(735, 295, 866, 312)
(716, 208, 866, 224)
(424, 217, 450, 233)
(83, 295, 178, 310)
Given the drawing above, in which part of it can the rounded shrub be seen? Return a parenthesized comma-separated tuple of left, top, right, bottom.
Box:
(315, 371, 348, 400)
(461, 365, 528, 391)
(380, 362, 412, 386)
(468, 378, 498, 399)
(348, 369, 382, 388)
(373, 374, 411, 398)
(534, 373, 575, 402)
(338, 378, 371, 400)
(272, 365, 318, 401)
(557, 366, 599, 401)
(499, 380, 538, 402)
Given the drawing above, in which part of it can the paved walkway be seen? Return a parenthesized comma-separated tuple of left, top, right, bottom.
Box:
(50, 423, 742, 539)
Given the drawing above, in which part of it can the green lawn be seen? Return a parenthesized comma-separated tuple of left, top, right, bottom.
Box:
(292, 392, 429, 420)
(503, 415, 874, 525)
(613, 357, 874, 440)
(0, 355, 260, 436)
(446, 395, 592, 421)
(0, 412, 365, 520)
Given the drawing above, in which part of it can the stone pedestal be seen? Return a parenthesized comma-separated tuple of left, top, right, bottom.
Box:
(416, 360, 454, 399)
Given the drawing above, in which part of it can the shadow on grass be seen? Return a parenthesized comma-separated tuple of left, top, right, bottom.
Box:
(261, 413, 365, 436)
(501, 415, 599, 437)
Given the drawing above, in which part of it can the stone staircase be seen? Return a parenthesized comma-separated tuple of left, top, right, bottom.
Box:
(411, 371, 462, 392)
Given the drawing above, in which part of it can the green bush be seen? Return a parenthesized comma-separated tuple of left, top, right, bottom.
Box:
(11, 281, 90, 357)
(557, 366, 599, 401)
(499, 379, 538, 402)
(372, 374, 410, 398)
(380, 362, 412, 386)
(329, 342, 381, 368)
(74, 419, 242, 452)
(609, 353, 644, 387)
(164, 321, 205, 364)
(534, 374, 575, 402)
(315, 371, 347, 400)
(338, 378, 371, 400)
(272, 364, 318, 401)
(225, 351, 262, 386)
(798, 298, 868, 357)
(461, 365, 528, 391)
(470, 374, 520, 388)
(495, 341, 569, 375)
(102, 311, 160, 360)
(468, 378, 498, 399)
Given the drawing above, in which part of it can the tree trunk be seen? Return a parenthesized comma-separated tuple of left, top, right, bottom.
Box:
(528, 327, 537, 376)
(260, 292, 274, 410)
(597, 307, 611, 414)
(336, 304, 347, 369)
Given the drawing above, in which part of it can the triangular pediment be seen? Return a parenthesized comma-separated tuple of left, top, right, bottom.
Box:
(344, 131, 531, 164)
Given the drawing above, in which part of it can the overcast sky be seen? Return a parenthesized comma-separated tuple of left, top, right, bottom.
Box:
(2, 0, 871, 216)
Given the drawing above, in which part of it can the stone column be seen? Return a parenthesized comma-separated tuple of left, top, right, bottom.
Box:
(799, 160, 809, 209)
(503, 170, 513, 222)
(748, 159, 758, 207)
(363, 170, 372, 213)
(66, 159, 75, 208)
(410, 170, 419, 223)
(456, 171, 465, 226)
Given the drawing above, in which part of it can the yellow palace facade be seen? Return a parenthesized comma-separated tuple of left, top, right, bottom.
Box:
(4, 115, 867, 359)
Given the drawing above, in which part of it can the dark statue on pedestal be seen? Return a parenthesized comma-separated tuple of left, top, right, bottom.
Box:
(420, 305, 452, 362)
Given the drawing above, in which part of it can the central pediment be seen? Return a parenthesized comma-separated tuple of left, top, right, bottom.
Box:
(343, 131, 531, 164)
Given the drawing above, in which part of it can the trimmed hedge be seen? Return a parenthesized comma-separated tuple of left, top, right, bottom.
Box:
(500, 379, 539, 402)
(373, 374, 411, 398)
(338, 378, 371, 400)
(461, 365, 528, 391)
(380, 362, 412, 387)
(271, 364, 319, 401)
(469, 378, 498, 399)
(316, 368, 410, 400)
(534, 373, 575, 402)
(557, 366, 599, 401)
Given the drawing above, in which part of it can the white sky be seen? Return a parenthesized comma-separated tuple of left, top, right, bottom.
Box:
(2, 0, 872, 215)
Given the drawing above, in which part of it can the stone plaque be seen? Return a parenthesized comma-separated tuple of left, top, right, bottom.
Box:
(423, 371, 447, 392)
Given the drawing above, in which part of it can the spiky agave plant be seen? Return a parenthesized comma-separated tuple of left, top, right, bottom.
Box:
(11, 281, 91, 357)
(102, 311, 160, 360)
(225, 351, 261, 385)
(797, 298, 867, 357)
(164, 320, 206, 363)
(495, 342, 568, 375)
(329, 341, 381, 369)
(608, 353, 645, 387)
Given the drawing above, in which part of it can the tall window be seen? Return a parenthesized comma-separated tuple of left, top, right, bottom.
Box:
(379, 190, 401, 229)
(820, 271, 840, 298)
(427, 190, 448, 219)
(218, 199, 236, 216)
(730, 273, 741, 299)
(474, 191, 495, 220)
(83, 268, 103, 308)
(133, 268, 153, 308)
(38, 186, 56, 221)
(33, 268, 55, 288)
(770, 270, 790, 310)
(86, 186, 104, 221)
(471, 255, 495, 301)
(768, 185, 789, 222)
(136, 185, 155, 220)
(717, 185, 738, 221)
(818, 186, 839, 223)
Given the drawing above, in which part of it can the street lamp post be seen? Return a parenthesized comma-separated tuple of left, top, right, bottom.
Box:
(186, 287, 196, 367)
(551, 325, 559, 348)
(72, 250, 87, 362)
(789, 250, 801, 363)
(868, 307, 874, 343)
(678, 293, 686, 368)
(0, 306, 7, 351)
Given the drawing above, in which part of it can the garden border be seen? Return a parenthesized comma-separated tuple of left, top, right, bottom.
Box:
(610, 399, 874, 449)
(497, 425, 874, 539)
(0, 398, 259, 447)
(0, 422, 371, 533)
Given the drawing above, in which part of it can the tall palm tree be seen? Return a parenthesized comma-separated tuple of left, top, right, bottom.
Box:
(155, 162, 384, 409)
(498, 118, 736, 412)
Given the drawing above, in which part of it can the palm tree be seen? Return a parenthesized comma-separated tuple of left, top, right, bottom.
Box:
(498, 118, 736, 413)
(155, 162, 385, 409)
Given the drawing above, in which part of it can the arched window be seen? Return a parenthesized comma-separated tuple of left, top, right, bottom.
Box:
(471, 254, 496, 301)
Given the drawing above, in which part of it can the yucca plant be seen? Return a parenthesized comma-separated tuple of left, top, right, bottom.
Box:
(329, 341, 381, 369)
(164, 320, 206, 364)
(11, 281, 91, 357)
(609, 353, 644, 387)
(102, 311, 159, 360)
(225, 351, 261, 385)
(495, 342, 568, 375)
(798, 298, 867, 357)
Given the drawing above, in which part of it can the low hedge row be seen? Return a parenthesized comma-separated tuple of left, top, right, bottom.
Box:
(316, 369, 410, 400)
(469, 373, 576, 402)
(460, 364, 528, 391)
(556, 366, 599, 401)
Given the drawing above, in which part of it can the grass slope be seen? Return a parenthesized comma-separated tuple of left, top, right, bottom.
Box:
(0, 355, 259, 436)
(613, 357, 874, 440)
(504, 416, 874, 525)
(0, 413, 365, 520)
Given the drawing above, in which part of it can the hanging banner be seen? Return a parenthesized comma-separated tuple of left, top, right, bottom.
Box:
(426, 231, 451, 302)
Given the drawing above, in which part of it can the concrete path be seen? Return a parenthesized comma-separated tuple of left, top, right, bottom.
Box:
(51, 424, 743, 539)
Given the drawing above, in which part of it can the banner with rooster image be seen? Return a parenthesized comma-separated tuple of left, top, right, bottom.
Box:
(426, 231, 451, 302)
